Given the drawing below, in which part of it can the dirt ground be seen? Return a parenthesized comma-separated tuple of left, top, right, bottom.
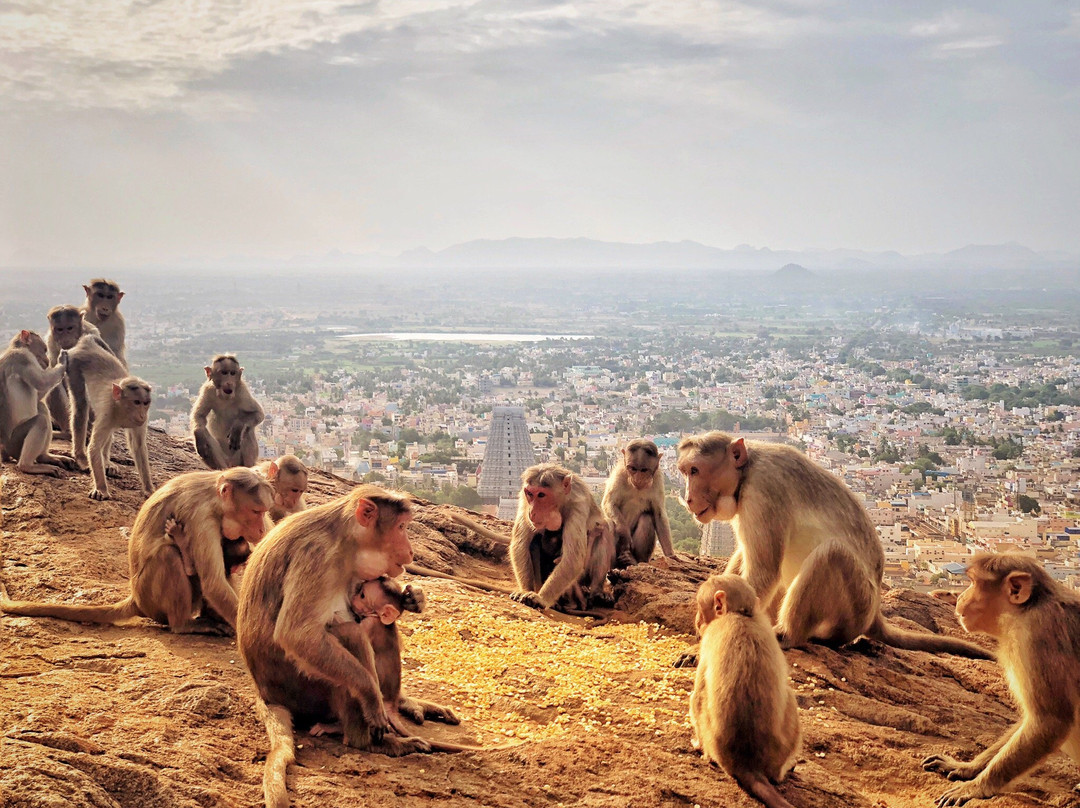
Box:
(2, 433, 1079, 808)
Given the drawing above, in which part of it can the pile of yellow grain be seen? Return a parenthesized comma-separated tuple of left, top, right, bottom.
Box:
(405, 604, 695, 743)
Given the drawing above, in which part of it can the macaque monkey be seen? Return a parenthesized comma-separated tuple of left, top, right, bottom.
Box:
(165, 517, 251, 578)
(80, 278, 126, 366)
(190, 354, 264, 470)
(238, 486, 461, 808)
(923, 553, 1080, 806)
(44, 304, 102, 435)
(0, 330, 73, 476)
(675, 432, 991, 663)
(602, 439, 677, 566)
(509, 464, 616, 611)
(691, 575, 801, 808)
(256, 454, 308, 522)
(311, 578, 440, 737)
(66, 334, 153, 500)
(2, 468, 273, 633)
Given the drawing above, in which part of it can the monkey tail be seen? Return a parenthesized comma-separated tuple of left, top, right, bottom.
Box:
(388, 714, 519, 754)
(449, 513, 511, 545)
(255, 698, 295, 808)
(867, 615, 995, 660)
(405, 564, 517, 596)
(0, 595, 140, 625)
(736, 772, 797, 808)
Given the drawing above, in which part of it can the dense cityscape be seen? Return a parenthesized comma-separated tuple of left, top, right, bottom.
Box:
(6, 259, 1076, 594)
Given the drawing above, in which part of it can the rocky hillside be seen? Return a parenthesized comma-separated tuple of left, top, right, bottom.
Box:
(2, 434, 1076, 808)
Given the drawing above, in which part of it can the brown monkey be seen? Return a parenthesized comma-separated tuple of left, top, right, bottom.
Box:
(44, 304, 102, 435)
(509, 463, 616, 611)
(66, 333, 153, 500)
(313, 578, 503, 749)
(310, 578, 450, 738)
(691, 574, 801, 808)
(675, 432, 991, 663)
(238, 486, 459, 808)
(923, 553, 1080, 806)
(165, 516, 251, 578)
(602, 439, 677, 566)
(80, 278, 126, 365)
(2, 468, 273, 633)
(0, 330, 73, 476)
(190, 354, 264, 470)
(255, 454, 308, 522)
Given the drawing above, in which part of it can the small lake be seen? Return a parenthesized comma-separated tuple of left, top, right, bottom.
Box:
(340, 332, 595, 342)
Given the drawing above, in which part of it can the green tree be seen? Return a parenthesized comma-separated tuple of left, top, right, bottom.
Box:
(1017, 494, 1041, 515)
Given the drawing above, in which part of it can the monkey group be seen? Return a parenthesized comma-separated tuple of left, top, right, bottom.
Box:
(4, 285, 1079, 808)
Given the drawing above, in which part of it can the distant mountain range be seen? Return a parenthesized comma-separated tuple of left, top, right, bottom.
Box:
(272, 238, 1076, 273)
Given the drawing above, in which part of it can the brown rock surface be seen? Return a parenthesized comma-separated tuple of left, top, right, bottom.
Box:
(2, 433, 1077, 807)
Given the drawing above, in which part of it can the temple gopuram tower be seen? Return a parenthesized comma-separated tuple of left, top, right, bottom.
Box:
(478, 406, 536, 517)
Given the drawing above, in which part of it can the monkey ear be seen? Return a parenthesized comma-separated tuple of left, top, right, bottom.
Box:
(18, 329, 30, 344)
(204, 366, 213, 378)
(117, 291, 125, 301)
(562, 475, 572, 493)
(83, 285, 91, 296)
(354, 498, 379, 527)
(111, 383, 123, 401)
(1004, 571, 1034, 605)
(378, 605, 401, 625)
(729, 438, 748, 469)
(238, 367, 245, 377)
(713, 590, 728, 615)
(266, 461, 279, 481)
(217, 477, 234, 501)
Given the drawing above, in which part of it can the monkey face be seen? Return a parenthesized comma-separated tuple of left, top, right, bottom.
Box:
(85, 283, 122, 320)
(221, 492, 271, 544)
(49, 310, 83, 350)
(524, 483, 566, 531)
(210, 361, 241, 396)
(677, 439, 746, 524)
(275, 472, 308, 510)
(954, 577, 1004, 636)
(22, 332, 49, 368)
(115, 381, 152, 427)
(624, 447, 659, 490)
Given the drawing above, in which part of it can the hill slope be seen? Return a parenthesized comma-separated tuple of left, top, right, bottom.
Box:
(2, 435, 1075, 808)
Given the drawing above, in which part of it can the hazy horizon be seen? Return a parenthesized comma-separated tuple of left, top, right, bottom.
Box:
(2, 2, 1079, 266)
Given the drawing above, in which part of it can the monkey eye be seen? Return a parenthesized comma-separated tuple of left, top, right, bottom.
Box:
(689, 467, 698, 476)
(536, 491, 545, 499)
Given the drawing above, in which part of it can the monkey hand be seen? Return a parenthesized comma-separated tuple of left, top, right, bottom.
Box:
(58, 350, 70, 372)
(362, 700, 392, 743)
(922, 754, 980, 781)
(228, 423, 246, 451)
(935, 779, 995, 808)
(510, 590, 545, 610)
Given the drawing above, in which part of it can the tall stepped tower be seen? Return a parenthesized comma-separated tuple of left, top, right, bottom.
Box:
(478, 406, 536, 509)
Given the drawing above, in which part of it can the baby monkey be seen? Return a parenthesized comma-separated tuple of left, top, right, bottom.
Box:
(310, 577, 435, 740)
(165, 516, 250, 579)
(691, 574, 801, 808)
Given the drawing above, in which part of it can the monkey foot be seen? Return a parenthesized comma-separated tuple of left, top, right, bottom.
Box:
(88, 487, 110, 500)
(510, 591, 545, 609)
(105, 464, 121, 478)
(309, 722, 342, 737)
(672, 650, 699, 669)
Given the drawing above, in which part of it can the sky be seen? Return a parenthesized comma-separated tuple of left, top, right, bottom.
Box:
(0, 1, 1078, 267)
